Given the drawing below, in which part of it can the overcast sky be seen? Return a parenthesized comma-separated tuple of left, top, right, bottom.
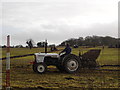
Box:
(0, 0, 119, 46)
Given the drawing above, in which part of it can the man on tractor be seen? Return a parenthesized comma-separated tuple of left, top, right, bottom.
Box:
(59, 43, 72, 57)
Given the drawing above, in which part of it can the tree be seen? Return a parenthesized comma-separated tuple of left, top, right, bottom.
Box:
(2, 45, 6, 48)
(77, 37, 84, 46)
(37, 42, 45, 47)
(26, 39, 34, 49)
(15, 45, 23, 48)
(59, 35, 118, 47)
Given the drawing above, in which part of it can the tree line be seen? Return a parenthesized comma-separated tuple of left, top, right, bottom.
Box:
(59, 36, 120, 48)
(1, 35, 119, 48)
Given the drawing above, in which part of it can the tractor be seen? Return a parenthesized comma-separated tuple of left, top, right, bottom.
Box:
(32, 41, 101, 74)
(32, 53, 81, 74)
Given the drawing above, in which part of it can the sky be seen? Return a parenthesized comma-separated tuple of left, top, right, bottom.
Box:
(0, 0, 119, 46)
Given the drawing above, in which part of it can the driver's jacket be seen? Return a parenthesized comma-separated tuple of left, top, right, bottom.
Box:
(60, 46, 72, 55)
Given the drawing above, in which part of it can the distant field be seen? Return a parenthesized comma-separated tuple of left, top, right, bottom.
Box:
(1, 47, 119, 65)
(1, 47, 120, 89)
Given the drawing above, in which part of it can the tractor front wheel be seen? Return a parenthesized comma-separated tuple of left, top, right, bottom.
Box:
(33, 63, 47, 74)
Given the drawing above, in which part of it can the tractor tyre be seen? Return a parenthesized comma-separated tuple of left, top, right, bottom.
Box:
(33, 63, 47, 74)
(62, 54, 81, 73)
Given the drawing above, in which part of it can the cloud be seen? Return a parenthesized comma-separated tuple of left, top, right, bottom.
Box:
(2, 21, 117, 46)
(1, 0, 118, 45)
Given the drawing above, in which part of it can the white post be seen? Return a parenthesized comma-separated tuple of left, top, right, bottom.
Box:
(6, 35, 10, 90)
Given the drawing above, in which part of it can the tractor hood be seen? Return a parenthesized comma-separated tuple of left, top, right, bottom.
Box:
(34, 53, 59, 57)
(34, 53, 59, 63)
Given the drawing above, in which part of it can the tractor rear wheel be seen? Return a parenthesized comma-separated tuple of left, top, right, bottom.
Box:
(63, 54, 81, 73)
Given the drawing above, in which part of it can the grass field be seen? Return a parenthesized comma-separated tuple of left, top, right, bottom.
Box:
(1, 47, 120, 89)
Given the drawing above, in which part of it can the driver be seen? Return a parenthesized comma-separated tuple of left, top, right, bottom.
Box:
(59, 43, 72, 56)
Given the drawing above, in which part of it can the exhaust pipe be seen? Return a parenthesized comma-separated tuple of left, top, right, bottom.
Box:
(45, 39, 47, 53)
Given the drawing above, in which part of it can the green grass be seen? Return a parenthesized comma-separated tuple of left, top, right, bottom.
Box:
(97, 48, 119, 65)
(72, 47, 119, 65)
(1, 47, 120, 89)
(1, 48, 47, 58)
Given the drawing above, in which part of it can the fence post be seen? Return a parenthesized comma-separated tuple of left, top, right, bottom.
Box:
(6, 35, 10, 90)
